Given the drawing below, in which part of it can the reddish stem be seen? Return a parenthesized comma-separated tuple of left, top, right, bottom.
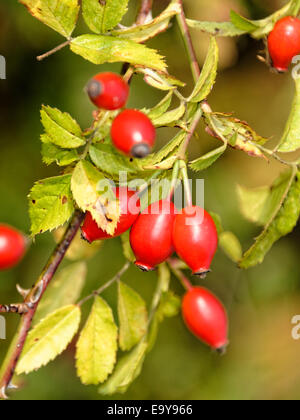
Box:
(0, 210, 84, 399)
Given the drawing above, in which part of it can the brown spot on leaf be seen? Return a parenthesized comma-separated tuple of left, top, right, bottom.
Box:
(32, 200, 36, 204)
(62, 196, 68, 205)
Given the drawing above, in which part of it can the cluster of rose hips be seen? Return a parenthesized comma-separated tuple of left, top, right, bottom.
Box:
(268, 16, 300, 72)
(82, 187, 227, 350)
(83, 73, 228, 351)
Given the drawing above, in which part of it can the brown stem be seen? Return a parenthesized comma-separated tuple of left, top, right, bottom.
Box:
(0, 304, 30, 315)
(37, 40, 71, 62)
(178, 108, 202, 159)
(136, 0, 153, 25)
(0, 210, 84, 399)
(177, 0, 200, 82)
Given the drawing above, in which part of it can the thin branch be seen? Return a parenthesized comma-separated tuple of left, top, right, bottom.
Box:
(37, 40, 71, 62)
(78, 262, 131, 307)
(177, 0, 200, 82)
(0, 304, 31, 315)
(178, 108, 202, 159)
(168, 258, 193, 291)
(0, 210, 84, 400)
(136, 0, 153, 25)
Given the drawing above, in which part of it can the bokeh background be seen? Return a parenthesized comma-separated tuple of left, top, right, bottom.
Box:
(1, 0, 300, 400)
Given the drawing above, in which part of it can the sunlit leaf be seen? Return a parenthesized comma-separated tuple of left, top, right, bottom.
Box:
(82, 0, 129, 34)
(41, 136, 79, 166)
(16, 305, 81, 375)
(151, 102, 186, 127)
(89, 144, 139, 179)
(112, 0, 181, 42)
(71, 161, 120, 235)
(41, 106, 85, 149)
(189, 37, 219, 103)
(70, 35, 166, 71)
(29, 175, 74, 236)
(189, 144, 227, 172)
(20, 0, 80, 37)
(76, 296, 118, 385)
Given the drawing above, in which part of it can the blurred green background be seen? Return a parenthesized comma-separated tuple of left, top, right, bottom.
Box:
(1, 0, 300, 400)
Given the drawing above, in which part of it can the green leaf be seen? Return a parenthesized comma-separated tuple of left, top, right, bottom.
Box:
(205, 113, 268, 159)
(99, 339, 148, 395)
(89, 144, 139, 179)
(71, 161, 120, 235)
(189, 37, 219, 103)
(82, 0, 129, 34)
(141, 131, 186, 168)
(29, 174, 74, 236)
(16, 305, 81, 375)
(278, 77, 300, 153)
(118, 282, 148, 352)
(112, 0, 181, 42)
(240, 170, 300, 269)
(35, 262, 87, 325)
(41, 137, 79, 166)
(237, 170, 293, 226)
(41, 106, 85, 149)
(219, 231, 243, 263)
(20, 0, 80, 37)
(76, 296, 118, 385)
(70, 35, 166, 71)
(120, 231, 135, 262)
(151, 102, 186, 127)
(146, 92, 173, 120)
(186, 19, 247, 37)
(230, 10, 259, 32)
(189, 144, 227, 172)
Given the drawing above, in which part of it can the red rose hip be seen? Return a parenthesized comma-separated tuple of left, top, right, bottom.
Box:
(87, 72, 129, 110)
(0, 224, 27, 270)
(111, 109, 156, 158)
(182, 287, 228, 351)
(173, 206, 218, 276)
(130, 200, 176, 271)
(268, 16, 300, 72)
(81, 187, 140, 242)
